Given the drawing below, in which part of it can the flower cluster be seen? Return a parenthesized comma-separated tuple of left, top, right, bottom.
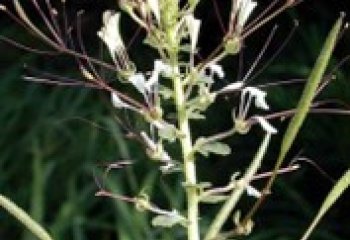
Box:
(0, 0, 302, 239)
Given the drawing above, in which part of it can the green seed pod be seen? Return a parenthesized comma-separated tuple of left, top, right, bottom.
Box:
(224, 36, 241, 55)
(235, 118, 250, 135)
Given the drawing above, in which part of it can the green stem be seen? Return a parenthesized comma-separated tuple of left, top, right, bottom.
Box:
(204, 133, 272, 240)
(166, 2, 199, 237)
(173, 75, 200, 240)
(0, 194, 53, 240)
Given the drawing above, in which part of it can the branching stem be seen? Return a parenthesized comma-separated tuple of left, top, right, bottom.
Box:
(204, 133, 272, 240)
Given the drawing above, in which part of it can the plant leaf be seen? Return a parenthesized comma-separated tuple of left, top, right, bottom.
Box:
(188, 110, 206, 120)
(300, 169, 350, 240)
(268, 15, 343, 187)
(151, 210, 186, 228)
(158, 123, 177, 142)
(197, 141, 231, 157)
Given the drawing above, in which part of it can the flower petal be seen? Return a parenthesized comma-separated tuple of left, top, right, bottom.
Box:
(253, 116, 277, 134)
(220, 81, 244, 93)
(237, 0, 257, 29)
(129, 73, 147, 96)
(140, 131, 157, 150)
(184, 14, 201, 53)
(243, 87, 269, 110)
(208, 63, 225, 79)
(111, 92, 131, 109)
(246, 185, 262, 198)
(97, 11, 125, 62)
(146, 60, 171, 91)
(155, 60, 173, 76)
(147, 0, 160, 23)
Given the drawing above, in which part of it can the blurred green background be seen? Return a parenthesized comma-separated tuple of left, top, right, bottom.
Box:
(0, 0, 349, 240)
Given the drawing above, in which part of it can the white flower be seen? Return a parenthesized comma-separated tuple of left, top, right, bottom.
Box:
(208, 63, 225, 79)
(241, 86, 269, 111)
(234, 86, 276, 134)
(97, 11, 126, 63)
(140, 131, 172, 162)
(147, 60, 172, 88)
(129, 60, 172, 104)
(147, 0, 160, 23)
(129, 73, 148, 97)
(111, 92, 139, 112)
(155, 60, 172, 74)
(184, 14, 201, 53)
(159, 161, 179, 174)
(246, 185, 262, 198)
(140, 131, 157, 152)
(219, 81, 244, 93)
(237, 0, 257, 30)
(253, 116, 278, 134)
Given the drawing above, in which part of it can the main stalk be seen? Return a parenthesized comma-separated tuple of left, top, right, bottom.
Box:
(173, 74, 200, 240)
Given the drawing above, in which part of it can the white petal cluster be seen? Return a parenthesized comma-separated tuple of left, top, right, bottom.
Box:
(242, 87, 269, 110)
(236, 86, 277, 134)
(128, 60, 172, 101)
(147, 0, 160, 23)
(246, 185, 262, 198)
(140, 131, 172, 163)
(97, 11, 125, 63)
(207, 64, 225, 79)
(184, 14, 201, 53)
(236, 0, 257, 30)
(110, 60, 172, 115)
(253, 116, 277, 134)
(219, 81, 244, 93)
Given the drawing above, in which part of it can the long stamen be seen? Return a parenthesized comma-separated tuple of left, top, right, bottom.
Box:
(244, 0, 279, 31)
(238, 90, 246, 117)
(76, 10, 102, 81)
(0, 35, 58, 55)
(242, 0, 296, 39)
(61, 0, 69, 46)
(242, 93, 253, 118)
(13, 0, 59, 48)
(31, 0, 63, 45)
(45, 0, 64, 42)
(248, 20, 298, 83)
(0, 5, 34, 33)
(242, 25, 278, 83)
(210, 0, 226, 34)
(227, 0, 239, 35)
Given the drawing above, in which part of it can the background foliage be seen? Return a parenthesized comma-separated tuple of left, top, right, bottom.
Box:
(0, 0, 349, 239)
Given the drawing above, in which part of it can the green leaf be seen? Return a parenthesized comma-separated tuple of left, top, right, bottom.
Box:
(269, 15, 343, 186)
(151, 210, 186, 228)
(197, 141, 231, 157)
(300, 169, 350, 240)
(158, 123, 177, 142)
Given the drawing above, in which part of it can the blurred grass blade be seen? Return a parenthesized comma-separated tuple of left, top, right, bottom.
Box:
(268, 15, 343, 186)
(300, 169, 350, 240)
(24, 140, 46, 240)
(0, 194, 54, 240)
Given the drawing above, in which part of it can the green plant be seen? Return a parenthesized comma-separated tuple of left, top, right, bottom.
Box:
(0, 1, 349, 240)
